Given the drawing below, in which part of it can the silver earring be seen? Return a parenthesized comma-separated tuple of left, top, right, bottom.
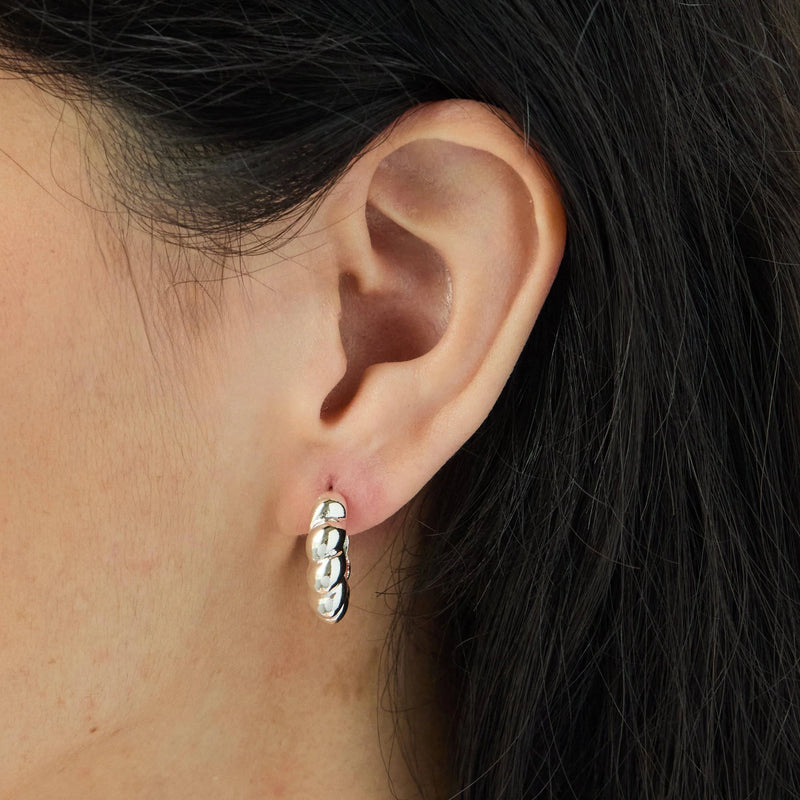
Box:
(306, 494, 350, 623)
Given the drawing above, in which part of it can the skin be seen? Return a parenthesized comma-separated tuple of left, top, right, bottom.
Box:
(0, 72, 426, 799)
(0, 65, 565, 799)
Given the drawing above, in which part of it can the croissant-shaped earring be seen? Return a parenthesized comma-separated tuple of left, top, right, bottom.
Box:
(306, 494, 350, 623)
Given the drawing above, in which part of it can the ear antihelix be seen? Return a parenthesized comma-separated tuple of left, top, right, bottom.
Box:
(320, 137, 535, 426)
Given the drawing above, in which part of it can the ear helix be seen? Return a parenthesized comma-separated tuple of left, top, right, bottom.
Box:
(305, 494, 350, 623)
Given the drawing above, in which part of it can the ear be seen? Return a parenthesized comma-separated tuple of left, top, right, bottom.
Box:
(275, 99, 566, 539)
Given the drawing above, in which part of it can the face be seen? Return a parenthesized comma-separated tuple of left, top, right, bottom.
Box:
(0, 73, 324, 785)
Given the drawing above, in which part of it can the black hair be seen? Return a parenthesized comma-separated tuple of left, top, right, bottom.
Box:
(2, 2, 800, 797)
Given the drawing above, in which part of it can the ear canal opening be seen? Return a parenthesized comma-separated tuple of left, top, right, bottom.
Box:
(320, 203, 452, 421)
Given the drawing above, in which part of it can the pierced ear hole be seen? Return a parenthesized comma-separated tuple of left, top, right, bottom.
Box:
(320, 204, 451, 421)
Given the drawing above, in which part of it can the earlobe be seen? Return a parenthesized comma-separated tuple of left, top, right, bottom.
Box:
(277, 100, 566, 541)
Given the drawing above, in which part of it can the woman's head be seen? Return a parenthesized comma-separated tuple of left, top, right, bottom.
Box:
(1, 2, 799, 798)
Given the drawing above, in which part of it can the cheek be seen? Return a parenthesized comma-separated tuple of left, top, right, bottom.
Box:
(0, 181, 216, 775)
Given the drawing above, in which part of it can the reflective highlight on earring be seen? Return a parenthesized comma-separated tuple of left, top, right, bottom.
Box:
(306, 494, 350, 623)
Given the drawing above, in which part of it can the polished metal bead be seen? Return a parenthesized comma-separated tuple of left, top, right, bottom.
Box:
(314, 581, 349, 623)
(308, 552, 349, 594)
(310, 498, 346, 530)
(306, 525, 348, 561)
